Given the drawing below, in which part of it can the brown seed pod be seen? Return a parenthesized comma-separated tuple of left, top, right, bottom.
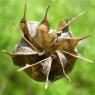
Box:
(3, 2, 93, 89)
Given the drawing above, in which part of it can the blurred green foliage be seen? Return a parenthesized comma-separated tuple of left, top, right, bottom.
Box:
(0, 0, 95, 95)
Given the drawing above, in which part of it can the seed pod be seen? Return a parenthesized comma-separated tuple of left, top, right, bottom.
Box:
(3, 3, 93, 89)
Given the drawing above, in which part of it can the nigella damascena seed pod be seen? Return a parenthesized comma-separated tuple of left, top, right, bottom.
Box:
(3, 2, 93, 89)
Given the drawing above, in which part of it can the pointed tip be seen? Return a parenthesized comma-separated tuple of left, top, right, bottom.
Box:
(65, 75, 71, 82)
(62, 11, 86, 30)
(77, 55, 93, 63)
(87, 59, 93, 63)
(46, 5, 50, 17)
(78, 35, 91, 41)
(45, 82, 48, 90)
(78, 10, 86, 17)
(69, 35, 91, 49)
(17, 68, 24, 72)
(2, 50, 13, 57)
(41, 4, 50, 23)
(70, 10, 86, 23)
(45, 5, 50, 19)
(24, 1, 27, 19)
(62, 50, 93, 63)
(21, 2, 27, 22)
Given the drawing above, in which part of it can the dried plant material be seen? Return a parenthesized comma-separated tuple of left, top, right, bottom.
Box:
(41, 57, 52, 89)
(20, 2, 32, 42)
(61, 50, 93, 63)
(50, 11, 85, 37)
(56, 51, 71, 81)
(33, 5, 52, 50)
(3, 2, 93, 89)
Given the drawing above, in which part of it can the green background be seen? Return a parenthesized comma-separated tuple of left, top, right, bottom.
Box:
(0, 0, 95, 95)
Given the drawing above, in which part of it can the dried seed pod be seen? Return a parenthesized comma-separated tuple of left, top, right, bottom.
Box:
(3, 3, 93, 89)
